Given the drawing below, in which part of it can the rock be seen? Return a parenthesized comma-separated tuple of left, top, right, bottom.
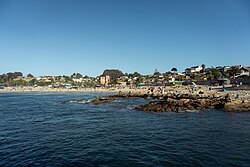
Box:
(80, 91, 250, 112)
(86, 98, 115, 104)
(224, 100, 250, 112)
(135, 94, 228, 112)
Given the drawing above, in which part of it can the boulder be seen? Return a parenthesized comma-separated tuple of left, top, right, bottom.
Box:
(224, 100, 250, 112)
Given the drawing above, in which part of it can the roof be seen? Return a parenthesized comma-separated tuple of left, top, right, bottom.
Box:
(185, 67, 196, 70)
(191, 66, 200, 68)
(241, 67, 250, 72)
(218, 78, 229, 81)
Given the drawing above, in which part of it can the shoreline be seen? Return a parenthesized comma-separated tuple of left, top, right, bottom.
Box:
(1, 85, 250, 112)
(0, 87, 148, 94)
(1, 85, 250, 101)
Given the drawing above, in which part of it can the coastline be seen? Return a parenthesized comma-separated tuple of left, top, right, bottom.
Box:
(0, 86, 148, 94)
(1, 85, 250, 112)
(1, 85, 250, 101)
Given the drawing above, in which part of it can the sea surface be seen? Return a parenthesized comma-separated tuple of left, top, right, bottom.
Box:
(0, 92, 250, 167)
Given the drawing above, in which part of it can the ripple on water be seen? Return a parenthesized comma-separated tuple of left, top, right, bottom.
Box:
(0, 93, 250, 166)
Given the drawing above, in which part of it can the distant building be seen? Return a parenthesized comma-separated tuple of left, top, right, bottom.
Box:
(215, 66, 231, 72)
(100, 75, 110, 86)
(240, 67, 250, 76)
(169, 76, 175, 82)
(117, 81, 127, 86)
(159, 75, 164, 78)
(72, 78, 83, 83)
(185, 65, 203, 74)
(222, 66, 231, 72)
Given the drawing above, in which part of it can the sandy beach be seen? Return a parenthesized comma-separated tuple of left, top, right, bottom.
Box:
(0, 86, 148, 94)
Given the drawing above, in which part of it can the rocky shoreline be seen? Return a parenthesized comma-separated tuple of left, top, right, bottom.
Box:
(135, 93, 250, 112)
(80, 91, 250, 112)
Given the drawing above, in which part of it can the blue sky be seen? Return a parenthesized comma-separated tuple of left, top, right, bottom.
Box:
(0, 0, 249, 76)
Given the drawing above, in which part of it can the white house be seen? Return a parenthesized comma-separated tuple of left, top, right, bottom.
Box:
(72, 78, 83, 83)
(185, 65, 203, 74)
(240, 67, 250, 76)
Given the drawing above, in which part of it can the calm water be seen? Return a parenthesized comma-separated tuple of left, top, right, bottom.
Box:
(0, 93, 250, 167)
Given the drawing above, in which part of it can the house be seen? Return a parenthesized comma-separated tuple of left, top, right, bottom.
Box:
(240, 67, 250, 76)
(159, 75, 164, 78)
(222, 66, 231, 72)
(169, 75, 176, 82)
(185, 65, 203, 74)
(100, 75, 110, 86)
(72, 78, 83, 83)
(215, 66, 231, 72)
(117, 81, 127, 86)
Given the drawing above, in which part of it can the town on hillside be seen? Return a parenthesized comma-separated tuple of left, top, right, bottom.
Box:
(0, 64, 250, 89)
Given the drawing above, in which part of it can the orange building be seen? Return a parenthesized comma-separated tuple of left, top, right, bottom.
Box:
(100, 75, 110, 86)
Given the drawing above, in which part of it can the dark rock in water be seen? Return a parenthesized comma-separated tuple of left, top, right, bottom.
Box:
(85, 96, 115, 104)
(135, 94, 228, 112)
(75, 92, 250, 112)
(84, 93, 151, 105)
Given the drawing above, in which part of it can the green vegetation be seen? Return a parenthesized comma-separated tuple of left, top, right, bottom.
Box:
(0, 72, 23, 85)
(0, 65, 248, 87)
(27, 73, 34, 77)
(135, 77, 144, 85)
(71, 73, 83, 79)
(171, 68, 178, 73)
(128, 72, 142, 78)
(102, 69, 124, 82)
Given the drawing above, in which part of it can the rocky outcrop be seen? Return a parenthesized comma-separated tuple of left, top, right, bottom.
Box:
(81, 92, 250, 112)
(224, 100, 250, 112)
(135, 93, 250, 112)
(85, 97, 115, 104)
(85, 93, 148, 104)
(135, 96, 227, 112)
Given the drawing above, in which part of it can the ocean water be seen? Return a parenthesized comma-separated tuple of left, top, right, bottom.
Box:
(0, 92, 250, 167)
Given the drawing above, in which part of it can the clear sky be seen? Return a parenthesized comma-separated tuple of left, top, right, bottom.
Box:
(0, 0, 249, 76)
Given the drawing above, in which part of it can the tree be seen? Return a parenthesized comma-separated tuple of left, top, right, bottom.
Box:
(63, 76, 72, 82)
(7, 72, 23, 80)
(102, 69, 124, 82)
(135, 77, 143, 85)
(10, 79, 29, 86)
(131, 72, 141, 78)
(200, 64, 206, 73)
(221, 72, 229, 78)
(71, 73, 83, 79)
(171, 68, 178, 73)
(211, 68, 222, 79)
(201, 64, 206, 70)
(29, 79, 37, 86)
(0, 72, 23, 85)
(27, 73, 34, 78)
(153, 71, 161, 76)
(153, 69, 161, 76)
(163, 71, 172, 77)
(124, 78, 131, 85)
(0, 74, 8, 84)
(228, 66, 241, 77)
